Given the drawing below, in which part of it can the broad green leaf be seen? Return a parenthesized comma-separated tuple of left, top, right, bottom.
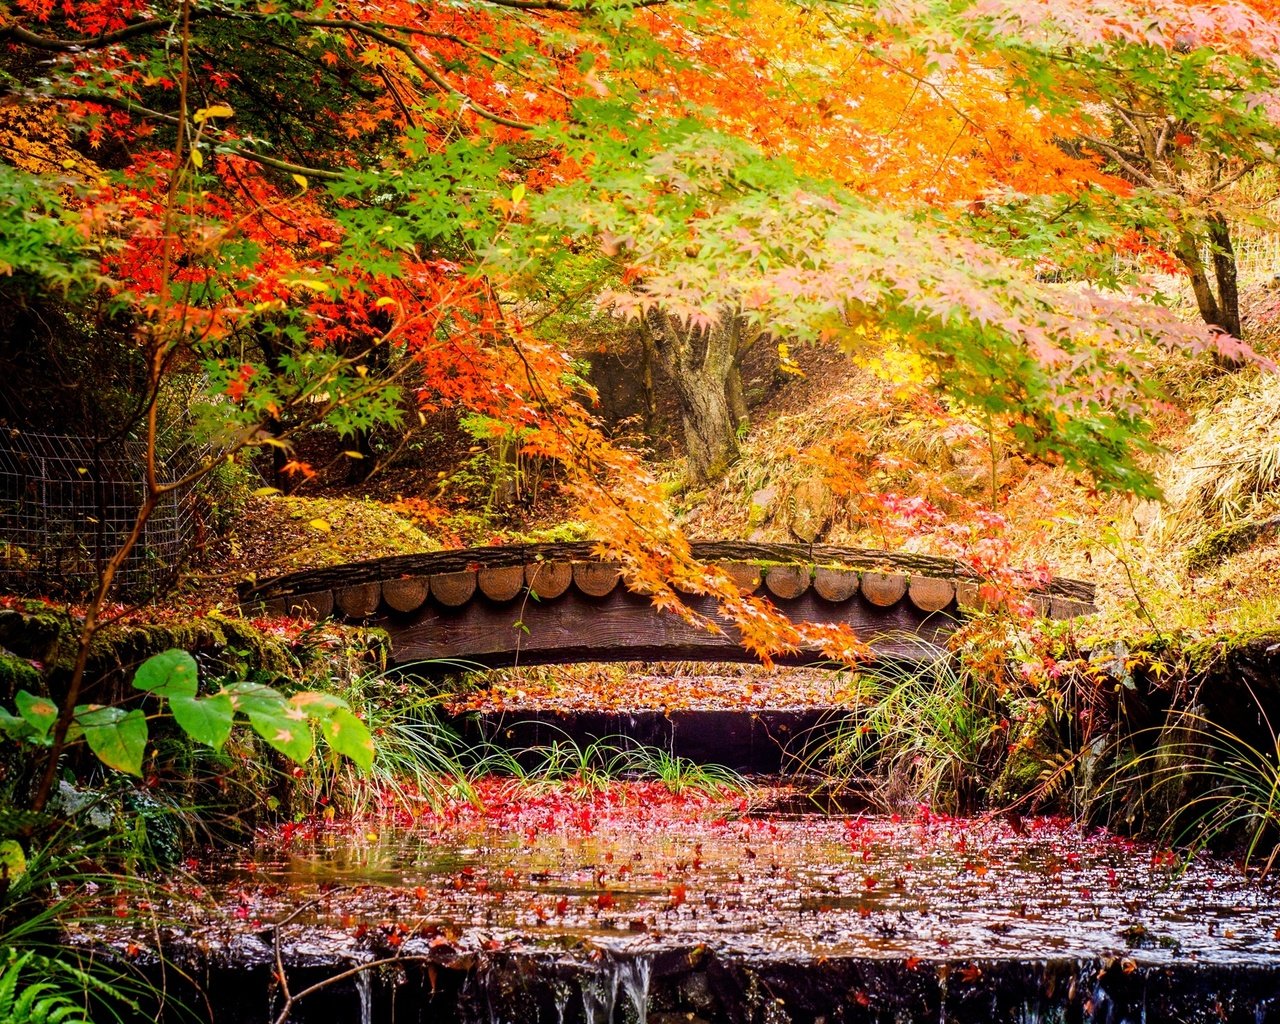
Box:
(133, 649, 198, 698)
(76, 706, 147, 776)
(0, 707, 34, 742)
(14, 691, 58, 741)
(289, 691, 349, 719)
(223, 681, 289, 716)
(170, 693, 234, 750)
(318, 707, 374, 772)
(248, 706, 314, 764)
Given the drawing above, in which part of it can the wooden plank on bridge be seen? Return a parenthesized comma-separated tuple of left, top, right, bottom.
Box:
(388, 587, 957, 669)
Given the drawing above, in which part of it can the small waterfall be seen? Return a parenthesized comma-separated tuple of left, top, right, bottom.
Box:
(618, 957, 651, 1024)
(581, 955, 653, 1024)
(580, 965, 617, 1024)
(355, 967, 373, 1024)
(553, 980, 575, 1024)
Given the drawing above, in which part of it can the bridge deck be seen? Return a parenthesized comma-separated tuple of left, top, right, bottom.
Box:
(238, 542, 1094, 668)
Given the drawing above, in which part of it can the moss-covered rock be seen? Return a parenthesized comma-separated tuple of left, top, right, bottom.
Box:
(0, 606, 70, 665)
(1186, 517, 1280, 573)
(0, 651, 42, 703)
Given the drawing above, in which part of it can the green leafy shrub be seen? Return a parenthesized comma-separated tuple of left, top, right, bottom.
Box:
(0, 649, 374, 777)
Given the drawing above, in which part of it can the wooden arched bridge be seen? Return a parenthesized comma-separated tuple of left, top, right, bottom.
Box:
(238, 542, 1093, 668)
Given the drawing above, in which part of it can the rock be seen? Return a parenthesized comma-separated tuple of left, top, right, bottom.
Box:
(747, 486, 777, 528)
(788, 476, 833, 544)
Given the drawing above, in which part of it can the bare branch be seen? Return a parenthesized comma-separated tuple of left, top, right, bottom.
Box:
(0, 15, 205, 50)
(1080, 135, 1161, 189)
(48, 92, 350, 180)
(296, 18, 538, 129)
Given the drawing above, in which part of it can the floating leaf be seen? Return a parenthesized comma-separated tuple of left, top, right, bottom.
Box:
(133, 648, 198, 699)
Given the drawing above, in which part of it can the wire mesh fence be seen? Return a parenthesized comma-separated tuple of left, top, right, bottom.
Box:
(0, 429, 208, 598)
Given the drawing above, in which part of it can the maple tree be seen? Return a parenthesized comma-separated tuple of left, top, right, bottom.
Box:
(914, 0, 1280, 340)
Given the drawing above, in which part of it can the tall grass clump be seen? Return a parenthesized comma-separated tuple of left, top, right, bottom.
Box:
(1117, 691, 1280, 871)
(470, 728, 747, 799)
(289, 664, 477, 817)
(0, 820, 197, 1024)
(804, 650, 1002, 814)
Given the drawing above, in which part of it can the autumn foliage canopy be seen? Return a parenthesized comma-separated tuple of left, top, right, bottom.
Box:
(2, 0, 1279, 659)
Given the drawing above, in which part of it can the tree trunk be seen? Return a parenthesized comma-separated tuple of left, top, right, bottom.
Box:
(726, 363, 749, 430)
(639, 329, 658, 436)
(1207, 214, 1242, 342)
(1175, 224, 1242, 343)
(644, 309, 740, 484)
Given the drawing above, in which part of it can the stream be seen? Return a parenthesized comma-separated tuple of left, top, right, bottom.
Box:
(85, 784, 1280, 1023)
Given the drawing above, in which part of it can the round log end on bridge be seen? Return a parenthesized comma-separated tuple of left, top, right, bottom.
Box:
(335, 582, 380, 619)
(383, 576, 430, 614)
(716, 561, 761, 593)
(573, 561, 620, 598)
(285, 591, 333, 619)
(525, 561, 572, 599)
(813, 567, 859, 602)
(908, 576, 955, 613)
(764, 564, 810, 600)
(861, 572, 907, 608)
(478, 565, 526, 603)
(431, 570, 477, 607)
